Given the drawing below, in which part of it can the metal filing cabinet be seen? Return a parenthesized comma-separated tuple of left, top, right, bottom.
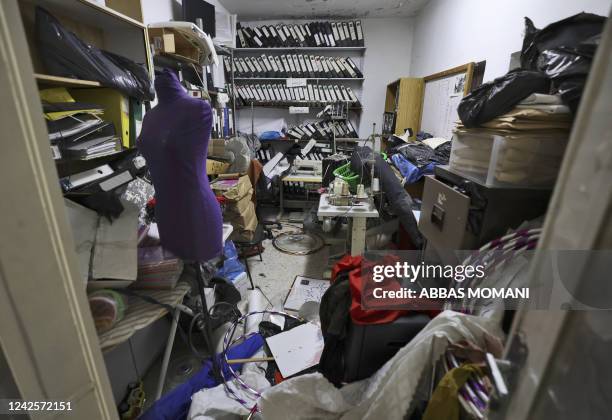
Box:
(419, 166, 552, 262)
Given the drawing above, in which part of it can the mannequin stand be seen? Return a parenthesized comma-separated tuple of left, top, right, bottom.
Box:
(192, 260, 223, 382)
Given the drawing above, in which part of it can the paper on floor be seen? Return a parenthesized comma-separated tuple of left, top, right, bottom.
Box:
(265, 322, 324, 378)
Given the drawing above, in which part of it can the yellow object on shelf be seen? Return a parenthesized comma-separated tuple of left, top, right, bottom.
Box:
(71, 88, 131, 147)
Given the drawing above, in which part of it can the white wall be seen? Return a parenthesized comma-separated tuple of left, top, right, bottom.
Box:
(141, 0, 230, 24)
(410, 0, 612, 81)
(360, 18, 414, 137)
(234, 18, 414, 138)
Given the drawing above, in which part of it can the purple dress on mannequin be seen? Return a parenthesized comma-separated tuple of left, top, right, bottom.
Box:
(138, 69, 222, 262)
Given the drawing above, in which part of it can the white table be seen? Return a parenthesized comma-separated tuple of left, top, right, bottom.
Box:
(278, 173, 323, 220)
(317, 193, 379, 256)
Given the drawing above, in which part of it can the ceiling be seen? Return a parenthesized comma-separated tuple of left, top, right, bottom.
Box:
(219, 0, 431, 20)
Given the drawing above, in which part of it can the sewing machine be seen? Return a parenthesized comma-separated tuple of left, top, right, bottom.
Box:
(291, 158, 323, 177)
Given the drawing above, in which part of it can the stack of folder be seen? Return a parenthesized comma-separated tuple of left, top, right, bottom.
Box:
(42, 88, 121, 161)
(288, 119, 358, 141)
(211, 107, 235, 138)
(233, 82, 360, 107)
(225, 54, 363, 79)
(236, 20, 365, 48)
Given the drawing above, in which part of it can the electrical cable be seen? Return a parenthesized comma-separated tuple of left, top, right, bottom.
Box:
(218, 310, 302, 413)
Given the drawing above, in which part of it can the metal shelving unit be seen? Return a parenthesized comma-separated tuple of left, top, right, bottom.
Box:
(234, 47, 366, 53)
(234, 77, 364, 81)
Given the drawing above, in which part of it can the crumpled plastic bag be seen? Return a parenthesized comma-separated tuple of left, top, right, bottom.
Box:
(457, 69, 549, 128)
(36, 7, 155, 101)
(537, 35, 601, 112)
(520, 13, 606, 71)
(520, 13, 606, 113)
(258, 311, 503, 420)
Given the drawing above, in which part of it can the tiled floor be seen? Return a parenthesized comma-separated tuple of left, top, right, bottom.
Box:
(141, 221, 342, 409)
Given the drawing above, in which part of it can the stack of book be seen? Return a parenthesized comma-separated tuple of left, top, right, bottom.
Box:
(236, 20, 365, 48)
(42, 88, 121, 161)
(211, 107, 235, 138)
(288, 119, 358, 140)
(225, 55, 363, 79)
(232, 82, 360, 107)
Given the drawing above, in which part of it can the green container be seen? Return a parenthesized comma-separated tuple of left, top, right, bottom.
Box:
(332, 153, 388, 192)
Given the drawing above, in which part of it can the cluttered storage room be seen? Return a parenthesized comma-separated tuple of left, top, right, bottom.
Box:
(2, 0, 612, 418)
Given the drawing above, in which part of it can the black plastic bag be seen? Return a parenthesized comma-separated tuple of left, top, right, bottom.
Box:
(521, 13, 606, 71)
(457, 69, 549, 128)
(537, 35, 601, 112)
(35, 7, 154, 101)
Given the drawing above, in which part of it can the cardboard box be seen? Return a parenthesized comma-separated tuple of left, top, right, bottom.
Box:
(213, 175, 252, 202)
(206, 159, 230, 175)
(209, 139, 226, 157)
(229, 207, 258, 241)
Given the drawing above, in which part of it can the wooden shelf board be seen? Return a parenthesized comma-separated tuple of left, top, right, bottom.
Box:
(35, 73, 102, 87)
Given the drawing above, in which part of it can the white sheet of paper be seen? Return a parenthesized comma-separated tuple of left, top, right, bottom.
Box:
(266, 323, 324, 378)
(284, 276, 330, 311)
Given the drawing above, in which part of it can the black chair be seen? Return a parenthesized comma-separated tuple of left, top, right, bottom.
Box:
(233, 223, 271, 289)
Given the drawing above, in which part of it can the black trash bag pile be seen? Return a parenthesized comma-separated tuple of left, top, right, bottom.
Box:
(523, 13, 606, 113)
(457, 69, 550, 128)
(35, 7, 155, 101)
(458, 12, 606, 126)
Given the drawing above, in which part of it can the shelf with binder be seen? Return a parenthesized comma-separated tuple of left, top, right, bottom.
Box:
(235, 20, 365, 49)
(234, 77, 364, 81)
(235, 102, 362, 111)
(225, 53, 364, 80)
(234, 47, 366, 53)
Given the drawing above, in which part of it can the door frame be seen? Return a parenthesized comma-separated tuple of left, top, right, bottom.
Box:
(499, 11, 612, 420)
(0, 1, 116, 418)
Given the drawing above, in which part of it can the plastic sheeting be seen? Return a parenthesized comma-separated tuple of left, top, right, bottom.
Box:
(36, 7, 154, 101)
(258, 311, 502, 420)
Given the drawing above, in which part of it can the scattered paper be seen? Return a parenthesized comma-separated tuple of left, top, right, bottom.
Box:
(265, 323, 324, 377)
(284, 276, 330, 312)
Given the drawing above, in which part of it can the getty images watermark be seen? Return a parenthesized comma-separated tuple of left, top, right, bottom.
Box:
(356, 250, 612, 312)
